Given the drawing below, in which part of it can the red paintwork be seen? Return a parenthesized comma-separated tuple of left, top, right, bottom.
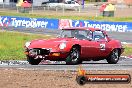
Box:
(25, 27, 124, 61)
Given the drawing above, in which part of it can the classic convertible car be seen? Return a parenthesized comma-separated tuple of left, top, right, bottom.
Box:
(24, 27, 124, 65)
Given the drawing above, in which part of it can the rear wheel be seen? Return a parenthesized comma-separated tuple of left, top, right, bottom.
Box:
(66, 47, 81, 65)
(27, 56, 42, 65)
(106, 49, 119, 64)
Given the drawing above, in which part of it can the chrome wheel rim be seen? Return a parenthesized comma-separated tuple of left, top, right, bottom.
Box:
(112, 49, 119, 61)
(70, 48, 79, 62)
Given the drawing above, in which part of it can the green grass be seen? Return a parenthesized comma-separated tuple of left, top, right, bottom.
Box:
(0, 30, 131, 60)
(0, 30, 53, 60)
(123, 45, 132, 56)
(0, 11, 132, 22)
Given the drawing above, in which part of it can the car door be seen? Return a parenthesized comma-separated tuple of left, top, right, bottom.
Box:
(81, 30, 109, 58)
(80, 30, 100, 58)
(92, 30, 109, 57)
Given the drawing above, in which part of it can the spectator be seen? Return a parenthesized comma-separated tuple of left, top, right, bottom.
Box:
(108, 3, 116, 17)
(103, 3, 116, 17)
(16, 0, 23, 7)
(21, 0, 31, 13)
(16, 0, 24, 13)
(99, 4, 107, 16)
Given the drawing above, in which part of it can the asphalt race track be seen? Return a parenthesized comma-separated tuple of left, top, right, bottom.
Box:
(0, 57, 132, 70)
(0, 27, 132, 70)
(1, 27, 132, 43)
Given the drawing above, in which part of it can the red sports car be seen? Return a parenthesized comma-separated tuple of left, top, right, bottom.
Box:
(24, 27, 124, 65)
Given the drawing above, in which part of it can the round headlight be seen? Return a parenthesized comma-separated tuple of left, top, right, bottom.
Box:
(25, 42, 31, 48)
(59, 43, 66, 50)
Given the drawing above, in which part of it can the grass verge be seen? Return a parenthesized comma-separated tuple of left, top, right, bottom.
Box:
(0, 30, 131, 60)
(0, 11, 132, 22)
(0, 30, 53, 60)
(122, 44, 132, 56)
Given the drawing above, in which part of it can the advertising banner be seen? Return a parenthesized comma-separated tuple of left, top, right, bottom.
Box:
(72, 20, 132, 32)
(0, 16, 132, 32)
(0, 16, 59, 29)
(59, 19, 72, 29)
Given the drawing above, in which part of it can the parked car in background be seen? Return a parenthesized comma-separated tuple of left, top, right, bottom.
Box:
(45, 0, 80, 10)
(24, 27, 124, 65)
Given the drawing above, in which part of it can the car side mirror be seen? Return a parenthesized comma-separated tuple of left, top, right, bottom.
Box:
(57, 35, 61, 38)
(88, 37, 92, 41)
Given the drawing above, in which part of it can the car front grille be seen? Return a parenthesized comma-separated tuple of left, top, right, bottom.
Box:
(29, 48, 50, 55)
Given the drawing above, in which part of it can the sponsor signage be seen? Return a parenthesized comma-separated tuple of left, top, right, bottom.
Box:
(0, 16, 132, 32)
(76, 65, 131, 85)
(72, 20, 132, 32)
(59, 19, 72, 29)
(76, 74, 131, 85)
(0, 16, 59, 29)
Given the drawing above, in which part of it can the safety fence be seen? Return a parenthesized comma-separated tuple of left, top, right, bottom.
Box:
(0, 16, 132, 32)
(0, 2, 131, 17)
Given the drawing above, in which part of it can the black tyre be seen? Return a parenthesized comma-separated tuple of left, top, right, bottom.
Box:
(106, 49, 119, 64)
(66, 47, 81, 65)
(76, 76, 87, 85)
(27, 56, 41, 65)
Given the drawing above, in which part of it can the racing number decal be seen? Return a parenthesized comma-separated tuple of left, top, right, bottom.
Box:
(100, 44, 106, 50)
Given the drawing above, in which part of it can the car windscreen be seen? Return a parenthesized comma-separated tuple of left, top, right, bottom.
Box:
(59, 29, 90, 39)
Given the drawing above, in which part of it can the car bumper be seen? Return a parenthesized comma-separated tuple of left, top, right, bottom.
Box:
(25, 48, 69, 61)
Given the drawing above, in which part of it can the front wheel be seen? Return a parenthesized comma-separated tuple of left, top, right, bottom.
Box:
(65, 47, 81, 65)
(76, 76, 87, 85)
(27, 56, 42, 65)
(106, 49, 119, 64)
